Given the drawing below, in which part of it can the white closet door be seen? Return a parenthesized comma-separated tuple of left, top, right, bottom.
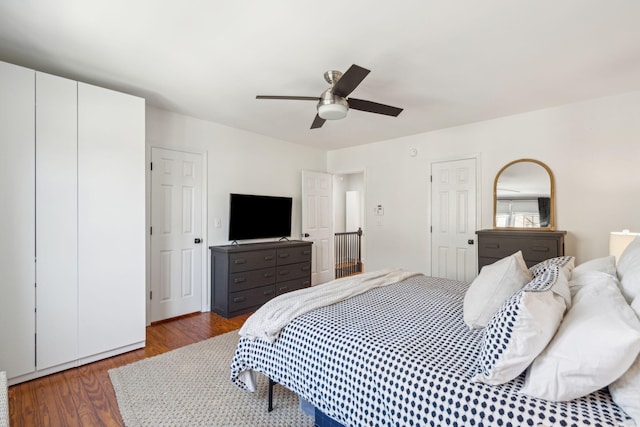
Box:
(35, 72, 79, 370)
(77, 83, 145, 359)
(0, 61, 36, 379)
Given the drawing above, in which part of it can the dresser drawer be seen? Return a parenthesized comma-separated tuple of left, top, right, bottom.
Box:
(276, 246, 312, 265)
(276, 262, 311, 281)
(229, 285, 276, 312)
(520, 239, 558, 263)
(229, 267, 276, 291)
(276, 277, 311, 295)
(479, 237, 557, 262)
(229, 250, 276, 273)
(476, 229, 566, 271)
(478, 237, 525, 259)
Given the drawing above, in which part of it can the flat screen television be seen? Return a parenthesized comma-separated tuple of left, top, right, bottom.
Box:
(228, 193, 293, 241)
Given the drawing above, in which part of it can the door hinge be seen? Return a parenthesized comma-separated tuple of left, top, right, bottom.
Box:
(150, 226, 153, 235)
(430, 175, 432, 183)
(150, 162, 153, 171)
(430, 226, 433, 233)
(150, 291, 153, 300)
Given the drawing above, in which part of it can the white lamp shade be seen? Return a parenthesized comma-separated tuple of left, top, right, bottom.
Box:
(318, 103, 348, 120)
(609, 230, 640, 264)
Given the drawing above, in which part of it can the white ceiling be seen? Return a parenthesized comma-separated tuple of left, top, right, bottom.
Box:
(1, 1, 639, 151)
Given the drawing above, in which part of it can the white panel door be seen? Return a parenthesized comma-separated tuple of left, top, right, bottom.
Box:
(431, 158, 477, 281)
(77, 83, 146, 358)
(302, 171, 334, 285)
(35, 72, 79, 370)
(0, 61, 36, 379)
(150, 148, 203, 322)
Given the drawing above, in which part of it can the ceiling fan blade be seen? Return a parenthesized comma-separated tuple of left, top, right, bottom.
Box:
(256, 95, 320, 101)
(311, 114, 326, 129)
(331, 64, 370, 98)
(347, 98, 403, 117)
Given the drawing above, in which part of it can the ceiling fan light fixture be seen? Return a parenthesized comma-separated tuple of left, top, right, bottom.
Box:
(317, 91, 349, 120)
(318, 102, 348, 120)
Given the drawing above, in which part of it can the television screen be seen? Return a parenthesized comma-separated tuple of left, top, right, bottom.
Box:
(228, 193, 293, 241)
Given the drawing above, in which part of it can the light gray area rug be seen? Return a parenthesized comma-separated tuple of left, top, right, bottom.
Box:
(109, 330, 314, 427)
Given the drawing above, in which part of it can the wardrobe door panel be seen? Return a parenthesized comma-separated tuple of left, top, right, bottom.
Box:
(0, 61, 36, 379)
(35, 72, 79, 370)
(77, 83, 145, 358)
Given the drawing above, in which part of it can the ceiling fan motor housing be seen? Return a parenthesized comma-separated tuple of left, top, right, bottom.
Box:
(323, 70, 343, 85)
(317, 88, 348, 120)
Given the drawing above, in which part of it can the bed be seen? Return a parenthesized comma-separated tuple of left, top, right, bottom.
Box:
(230, 242, 640, 427)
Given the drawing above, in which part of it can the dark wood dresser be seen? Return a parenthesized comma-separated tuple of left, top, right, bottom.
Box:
(210, 240, 312, 318)
(476, 229, 567, 271)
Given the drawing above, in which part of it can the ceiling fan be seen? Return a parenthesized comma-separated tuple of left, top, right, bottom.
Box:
(256, 64, 403, 129)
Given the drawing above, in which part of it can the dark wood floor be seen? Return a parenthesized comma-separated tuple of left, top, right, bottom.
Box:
(8, 311, 251, 427)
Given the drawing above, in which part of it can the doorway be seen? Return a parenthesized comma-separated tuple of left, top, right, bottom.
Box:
(333, 172, 365, 278)
(301, 170, 366, 285)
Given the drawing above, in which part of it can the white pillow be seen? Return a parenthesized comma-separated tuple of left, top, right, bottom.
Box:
(464, 251, 532, 329)
(617, 236, 640, 303)
(609, 355, 640, 427)
(521, 272, 640, 401)
(472, 265, 570, 385)
(609, 295, 640, 427)
(570, 255, 617, 279)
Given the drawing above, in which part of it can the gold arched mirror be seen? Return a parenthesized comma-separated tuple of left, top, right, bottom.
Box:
(493, 159, 555, 230)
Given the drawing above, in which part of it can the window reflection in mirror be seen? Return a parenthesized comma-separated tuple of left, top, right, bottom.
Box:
(494, 159, 554, 230)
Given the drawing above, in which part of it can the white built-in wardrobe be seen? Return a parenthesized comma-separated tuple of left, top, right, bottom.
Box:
(0, 60, 145, 385)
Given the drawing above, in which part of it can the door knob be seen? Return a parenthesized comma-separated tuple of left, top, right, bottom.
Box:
(194, 238, 202, 244)
(303, 233, 310, 238)
(468, 239, 474, 245)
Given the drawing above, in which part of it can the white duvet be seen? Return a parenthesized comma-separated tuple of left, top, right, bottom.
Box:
(239, 268, 420, 343)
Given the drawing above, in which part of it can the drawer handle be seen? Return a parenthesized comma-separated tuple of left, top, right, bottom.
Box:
(531, 246, 550, 252)
(301, 266, 310, 271)
(279, 253, 290, 258)
(263, 289, 275, 296)
(302, 250, 310, 255)
(233, 296, 246, 303)
(279, 286, 288, 292)
(279, 270, 290, 276)
(302, 281, 310, 286)
(264, 255, 274, 261)
(484, 243, 499, 249)
(234, 259, 246, 265)
(233, 277, 246, 284)
(263, 272, 274, 278)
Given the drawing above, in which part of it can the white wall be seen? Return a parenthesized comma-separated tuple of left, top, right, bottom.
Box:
(146, 105, 326, 245)
(327, 91, 640, 274)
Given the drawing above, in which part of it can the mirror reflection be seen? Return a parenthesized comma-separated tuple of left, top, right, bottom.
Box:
(494, 159, 554, 230)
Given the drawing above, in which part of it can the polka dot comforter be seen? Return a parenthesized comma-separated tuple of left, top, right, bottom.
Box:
(230, 275, 633, 427)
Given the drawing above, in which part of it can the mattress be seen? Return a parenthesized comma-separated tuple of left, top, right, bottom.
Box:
(230, 275, 633, 427)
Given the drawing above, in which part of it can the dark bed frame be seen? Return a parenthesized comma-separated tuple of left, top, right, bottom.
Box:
(268, 376, 345, 427)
